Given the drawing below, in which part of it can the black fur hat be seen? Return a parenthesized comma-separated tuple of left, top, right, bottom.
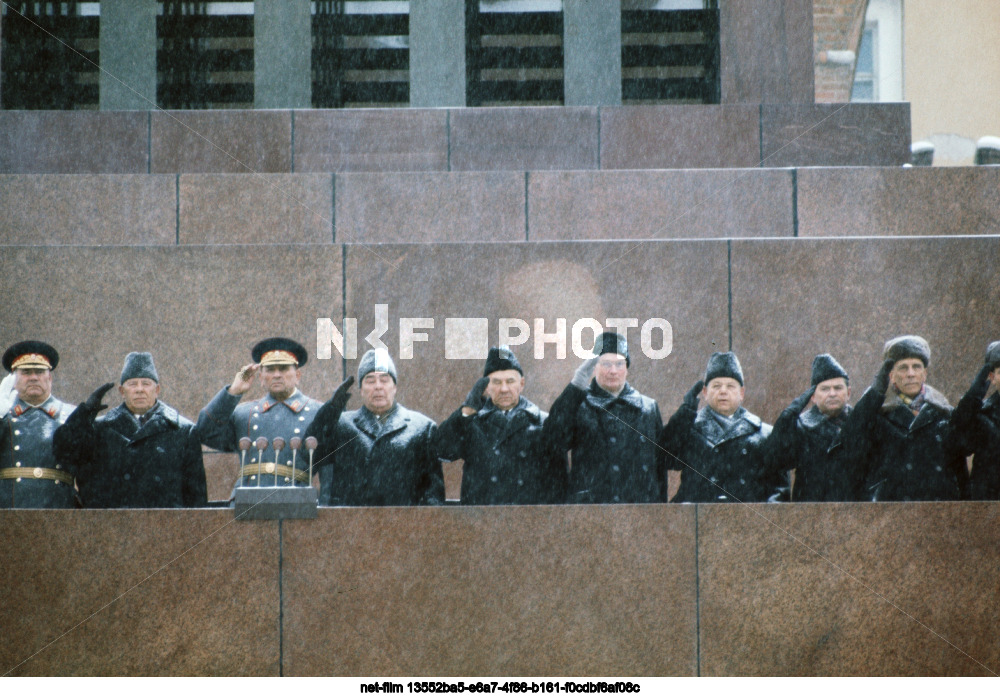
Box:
(705, 351, 744, 386)
(483, 345, 522, 376)
(594, 332, 629, 367)
(883, 335, 930, 367)
(811, 353, 849, 386)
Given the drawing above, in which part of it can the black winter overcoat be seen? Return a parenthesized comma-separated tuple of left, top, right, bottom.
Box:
(54, 402, 207, 508)
(852, 384, 968, 501)
(307, 404, 444, 506)
(662, 405, 781, 503)
(543, 381, 665, 504)
(436, 397, 567, 505)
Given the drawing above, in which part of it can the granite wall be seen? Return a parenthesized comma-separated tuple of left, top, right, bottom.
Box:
(2, 504, 997, 676)
(0, 104, 912, 174)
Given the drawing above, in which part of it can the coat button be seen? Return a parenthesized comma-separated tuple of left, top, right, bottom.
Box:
(642, 465, 649, 472)
(284, 477, 291, 483)
(299, 416, 306, 421)
(935, 465, 942, 472)
(741, 448, 747, 455)
(252, 425, 258, 430)
(14, 430, 20, 435)
(304, 406, 310, 411)
(613, 495, 620, 502)
(517, 479, 524, 486)
(490, 475, 498, 483)
(13, 445, 19, 451)
(56, 464, 61, 469)
(294, 428, 301, 434)
(15, 462, 21, 467)
(612, 465, 620, 472)
(640, 436, 646, 443)
(250, 458, 257, 464)
(609, 437, 617, 444)
(905, 463, 913, 470)
(123, 473, 131, 480)
(494, 449, 501, 455)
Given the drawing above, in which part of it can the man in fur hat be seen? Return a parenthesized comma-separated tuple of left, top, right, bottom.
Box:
(54, 352, 206, 508)
(543, 332, 665, 504)
(1, 341, 77, 508)
(850, 335, 968, 501)
(763, 354, 862, 501)
(305, 348, 443, 506)
(197, 337, 323, 491)
(436, 346, 566, 504)
(950, 340, 1000, 499)
(661, 351, 782, 503)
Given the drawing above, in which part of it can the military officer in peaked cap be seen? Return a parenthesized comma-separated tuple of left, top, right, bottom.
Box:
(0, 341, 76, 508)
(197, 337, 323, 492)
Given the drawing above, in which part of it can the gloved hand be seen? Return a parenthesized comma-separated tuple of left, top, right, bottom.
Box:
(310, 376, 355, 445)
(330, 375, 355, 414)
(682, 380, 704, 411)
(968, 362, 994, 401)
(873, 358, 895, 394)
(463, 376, 490, 412)
(82, 382, 115, 416)
(786, 385, 816, 416)
(571, 356, 600, 391)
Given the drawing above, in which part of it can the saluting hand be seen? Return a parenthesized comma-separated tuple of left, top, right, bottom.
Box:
(682, 380, 704, 411)
(873, 358, 895, 394)
(83, 382, 115, 415)
(462, 376, 490, 416)
(228, 363, 260, 396)
(571, 356, 600, 391)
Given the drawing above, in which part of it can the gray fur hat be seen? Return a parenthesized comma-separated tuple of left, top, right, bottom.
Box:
(121, 352, 159, 383)
(883, 335, 931, 367)
(811, 353, 849, 386)
(986, 341, 1000, 368)
(705, 351, 744, 386)
(358, 348, 397, 383)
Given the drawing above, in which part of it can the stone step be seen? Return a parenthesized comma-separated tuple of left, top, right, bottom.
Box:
(0, 103, 910, 174)
(3, 165, 997, 246)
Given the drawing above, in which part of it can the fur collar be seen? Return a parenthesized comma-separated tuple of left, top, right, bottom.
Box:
(881, 384, 951, 413)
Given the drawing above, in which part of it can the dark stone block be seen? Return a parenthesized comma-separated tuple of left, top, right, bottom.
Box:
(528, 169, 793, 240)
(151, 110, 292, 173)
(0, 111, 148, 174)
(797, 166, 1000, 237)
(600, 105, 761, 170)
(761, 103, 911, 167)
(293, 109, 448, 172)
(449, 107, 599, 171)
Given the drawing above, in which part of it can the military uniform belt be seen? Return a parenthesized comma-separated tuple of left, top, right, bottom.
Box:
(0, 467, 74, 486)
(239, 463, 310, 483)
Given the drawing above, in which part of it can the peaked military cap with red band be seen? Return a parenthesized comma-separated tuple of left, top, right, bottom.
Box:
(3, 340, 59, 372)
(252, 337, 308, 368)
